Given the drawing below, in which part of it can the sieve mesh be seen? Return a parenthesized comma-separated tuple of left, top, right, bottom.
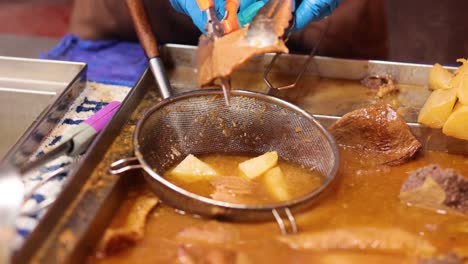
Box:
(136, 91, 337, 187)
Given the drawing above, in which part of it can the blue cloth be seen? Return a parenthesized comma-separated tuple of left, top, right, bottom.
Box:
(39, 34, 147, 87)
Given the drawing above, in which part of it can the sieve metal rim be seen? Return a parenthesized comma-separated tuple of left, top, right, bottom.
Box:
(132, 89, 340, 215)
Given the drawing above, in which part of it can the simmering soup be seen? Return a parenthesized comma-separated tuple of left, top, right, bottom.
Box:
(89, 149, 468, 264)
(164, 153, 323, 205)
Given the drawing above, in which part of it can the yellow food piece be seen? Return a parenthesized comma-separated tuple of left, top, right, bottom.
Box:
(429, 63, 453, 90)
(450, 58, 468, 89)
(442, 103, 468, 140)
(417, 88, 457, 128)
(170, 154, 218, 182)
(263, 166, 291, 201)
(456, 73, 468, 105)
(238, 151, 278, 179)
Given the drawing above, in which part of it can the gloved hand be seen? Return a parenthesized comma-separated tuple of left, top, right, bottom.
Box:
(169, 0, 256, 33)
(294, 0, 342, 30)
(169, 0, 342, 34)
(237, 0, 342, 30)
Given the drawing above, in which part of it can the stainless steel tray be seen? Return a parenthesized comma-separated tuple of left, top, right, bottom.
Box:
(0, 56, 87, 163)
(14, 44, 467, 264)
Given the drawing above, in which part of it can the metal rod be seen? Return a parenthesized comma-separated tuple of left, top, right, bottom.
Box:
(22, 167, 69, 203)
(272, 209, 287, 235)
(264, 17, 330, 93)
(18, 141, 73, 174)
(220, 78, 232, 106)
(285, 208, 298, 234)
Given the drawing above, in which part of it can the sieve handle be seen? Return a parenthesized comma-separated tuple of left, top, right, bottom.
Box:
(125, 0, 173, 99)
(109, 157, 143, 175)
(272, 208, 298, 235)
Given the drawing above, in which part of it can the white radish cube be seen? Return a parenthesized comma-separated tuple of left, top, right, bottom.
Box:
(170, 154, 217, 182)
(263, 166, 291, 201)
(238, 151, 278, 179)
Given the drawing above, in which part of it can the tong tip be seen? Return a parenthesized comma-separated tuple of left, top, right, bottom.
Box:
(221, 78, 232, 106)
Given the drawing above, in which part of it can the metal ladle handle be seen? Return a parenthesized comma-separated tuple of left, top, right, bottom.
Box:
(126, 0, 172, 99)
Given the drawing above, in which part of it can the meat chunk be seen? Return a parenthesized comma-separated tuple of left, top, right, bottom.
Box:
(329, 104, 422, 166)
(277, 227, 436, 257)
(196, 0, 292, 87)
(361, 74, 398, 98)
(400, 164, 468, 214)
(176, 221, 240, 245)
(177, 244, 249, 264)
(419, 252, 466, 264)
(209, 176, 260, 204)
(197, 28, 288, 87)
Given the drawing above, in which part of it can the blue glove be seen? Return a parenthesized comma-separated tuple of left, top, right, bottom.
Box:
(238, 0, 342, 31)
(169, 0, 256, 33)
(294, 0, 342, 30)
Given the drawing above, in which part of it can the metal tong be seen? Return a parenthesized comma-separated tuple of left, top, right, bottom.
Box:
(196, 0, 240, 106)
(244, 0, 329, 93)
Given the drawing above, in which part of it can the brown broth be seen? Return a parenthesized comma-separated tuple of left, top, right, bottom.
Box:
(164, 154, 322, 205)
(89, 149, 468, 264)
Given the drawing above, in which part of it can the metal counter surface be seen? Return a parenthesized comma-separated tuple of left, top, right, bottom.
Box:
(14, 44, 467, 264)
(0, 56, 86, 162)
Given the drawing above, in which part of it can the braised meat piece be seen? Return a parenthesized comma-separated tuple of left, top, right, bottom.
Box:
(177, 244, 248, 264)
(196, 0, 292, 87)
(176, 221, 240, 245)
(209, 176, 261, 204)
(361, 74, 398, 98)
(419, 252, 466, 264)
(277, 227, 436, 257)
(329, 104, 422, 166)
(197, 28, 288, 87)
(96, 190, 159, 256)
(400, 164, 468, 214)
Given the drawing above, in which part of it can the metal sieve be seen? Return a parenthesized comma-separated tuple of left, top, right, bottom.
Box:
(114, 0, 340, 235)
(110, 89, 339, 234)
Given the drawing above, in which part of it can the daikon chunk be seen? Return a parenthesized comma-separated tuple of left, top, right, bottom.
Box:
(170, 154, 218, 182)
(417, 88, 457, 128)
(263, 166, 291, 201)
(238, 152, 278, 179)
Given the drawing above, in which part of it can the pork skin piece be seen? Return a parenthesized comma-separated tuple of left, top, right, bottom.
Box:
(177, 244, 248, 264)
(209, 176, 260, 204)
(97, 190, 159, 256)
(419, 252, 466, 264)
(329, 104, 422, 166)
(197, 28, 288, 87)
(277, 227, 436, 257)
(176, 221, 240, 245)
(400, 164, 468, 214)
(197, 0, 292, 87)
